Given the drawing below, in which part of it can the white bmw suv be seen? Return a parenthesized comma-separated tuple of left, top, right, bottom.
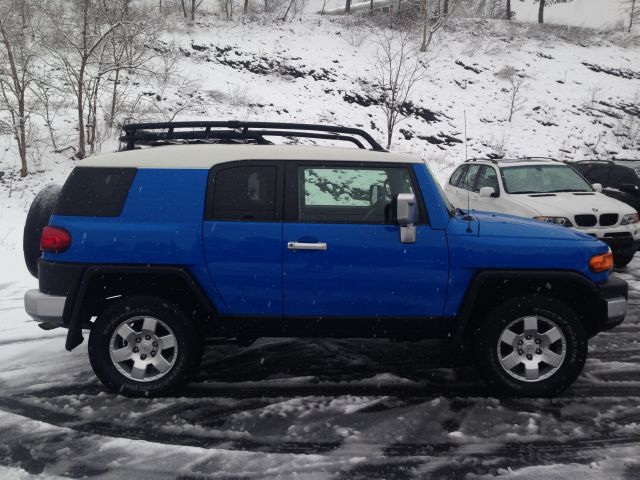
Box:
(444, 158, 640, 267)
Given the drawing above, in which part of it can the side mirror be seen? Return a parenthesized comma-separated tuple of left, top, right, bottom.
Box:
(592, 183, 603, 192)
(369, 184, 384, 205)
(479, 186, 496, 198)
(393, 193, 417, 243)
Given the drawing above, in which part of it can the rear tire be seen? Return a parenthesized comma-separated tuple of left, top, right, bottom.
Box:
(88, 296, 203, 397)
(23, 184, 62, 277)
(474, 296, 587, 397)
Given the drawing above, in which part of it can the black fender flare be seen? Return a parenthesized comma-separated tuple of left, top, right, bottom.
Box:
(65, 265, 216, 351)
(451, 269, 601, 349)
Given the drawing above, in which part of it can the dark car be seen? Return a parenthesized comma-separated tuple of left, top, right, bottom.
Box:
(573, 160, 640, 213)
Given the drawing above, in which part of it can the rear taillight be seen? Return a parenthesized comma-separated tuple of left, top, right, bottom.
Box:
(40, 226, 71, 253)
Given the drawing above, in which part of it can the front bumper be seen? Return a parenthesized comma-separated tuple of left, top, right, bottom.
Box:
(24, 289, 66, 328)
(596, 276, 628, 331)
(578, 226, 640, 253)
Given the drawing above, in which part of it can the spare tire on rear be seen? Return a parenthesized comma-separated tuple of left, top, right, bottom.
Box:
(23, 184, 62, 278)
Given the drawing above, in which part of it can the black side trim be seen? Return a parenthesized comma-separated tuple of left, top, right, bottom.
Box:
(64, 265, 215, 351)
(54, 167, 136, 217)
(210, 315, 456, 339)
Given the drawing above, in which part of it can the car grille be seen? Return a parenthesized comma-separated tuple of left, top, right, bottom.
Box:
(574, 214, 597, 227)
(599, 214, 618, 226)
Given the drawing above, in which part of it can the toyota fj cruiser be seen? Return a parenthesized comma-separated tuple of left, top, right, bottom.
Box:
(23, 122, 627, 397)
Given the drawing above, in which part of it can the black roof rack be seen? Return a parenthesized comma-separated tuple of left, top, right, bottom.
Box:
(465, 156, 563, 165)
(119, 121, 386, 152)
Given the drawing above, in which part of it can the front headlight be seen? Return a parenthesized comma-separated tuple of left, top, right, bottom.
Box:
(620, 213, 640, 225)
(533, 216, 573, 227)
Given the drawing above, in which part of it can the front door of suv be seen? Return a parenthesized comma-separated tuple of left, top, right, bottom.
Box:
(203, 161, 284, 316)
(282, 161, 449, 325)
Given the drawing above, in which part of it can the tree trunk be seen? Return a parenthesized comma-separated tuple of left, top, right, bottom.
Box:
(108, 68, 120, 128)
(191, 0, 196, 20)
(370, 0, 373, 14)
(18, 94, 27, 177)
(77, 64, 86, 159)
(181, 0, 188, 17)
(443, 0, 449, 15)
(538, 0, 545, 24)
(345, 0, 351, 14)
(506, 0, 511, 20)
(244, 0, 249, 12)
(630, 0, 637, 33)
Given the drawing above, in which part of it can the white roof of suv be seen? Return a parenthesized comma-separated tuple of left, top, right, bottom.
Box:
(82, 144, 422, 169)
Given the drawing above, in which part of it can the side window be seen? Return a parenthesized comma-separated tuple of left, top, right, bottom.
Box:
(449, 166, 466, 186)
(211, 165, 277, 221)
(476, 166, 499, 193)
(297, 166, 414, 224)
(457, 164, 481, 191)
(611, 166, 638, 186)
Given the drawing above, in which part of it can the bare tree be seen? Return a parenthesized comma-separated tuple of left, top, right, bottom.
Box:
(538, 0, 545, 23)
(0, 0, 35, 177)
(535, 0, 574, 24)
(420, 0, 461, 52)
(369, 30, 426, 148)
(42, 0, 123, 158)
(345, 0, 351, 14)
(627, 0, 638, 32)
(182, 0, 205, 20)
(497, 65, 526, 122)
(506, 0, 511, 20)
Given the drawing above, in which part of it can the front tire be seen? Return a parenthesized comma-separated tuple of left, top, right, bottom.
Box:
(613, 250, 635, 268)
(88, 296, 203, 397)
(474, 296, 587, 397)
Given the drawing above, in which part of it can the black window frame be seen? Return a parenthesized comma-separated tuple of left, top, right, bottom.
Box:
(475, 165, 501, 196)
(457, 164, 482, 192)
(283, 160, 428, 225)
(204, 160, 285, 222)
(449, 165, 467, 187)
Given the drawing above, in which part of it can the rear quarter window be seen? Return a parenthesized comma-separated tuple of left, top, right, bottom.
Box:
(54, 167, 137, 217)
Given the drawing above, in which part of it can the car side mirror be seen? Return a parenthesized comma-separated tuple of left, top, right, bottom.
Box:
(592, 183, 603, 192)
(393, 193, 417, 243)
(369, 184, 384, 205)
(479, 186, 496, 198)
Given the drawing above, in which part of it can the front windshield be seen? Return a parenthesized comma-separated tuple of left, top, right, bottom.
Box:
(501, 164, 593, 194)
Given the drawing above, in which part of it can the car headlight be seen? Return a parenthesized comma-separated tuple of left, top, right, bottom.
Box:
(620, 213, 640, 225)
(533, 216, 573, 227)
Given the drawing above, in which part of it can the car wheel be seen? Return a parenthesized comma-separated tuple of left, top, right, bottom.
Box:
(89, 296, 203, 397)
(474, 296, 587, 397)
(613, 251, 635, 268)
(23, 184, 62, 278)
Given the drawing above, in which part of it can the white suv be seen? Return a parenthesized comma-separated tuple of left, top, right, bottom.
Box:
(444, 158, 640, 267)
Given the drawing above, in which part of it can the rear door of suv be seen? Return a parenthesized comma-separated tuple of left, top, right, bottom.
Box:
(203, 160, 284, 316)
(282, 161, 449, 325)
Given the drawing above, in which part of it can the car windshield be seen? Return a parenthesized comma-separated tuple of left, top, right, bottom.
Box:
(501, 164, 593, 194)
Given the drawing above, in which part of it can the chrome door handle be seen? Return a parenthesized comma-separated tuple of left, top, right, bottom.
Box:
(287, 242, 328, 251)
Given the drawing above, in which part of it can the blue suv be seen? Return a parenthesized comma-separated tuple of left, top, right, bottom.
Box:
(23, 122, 627, 397)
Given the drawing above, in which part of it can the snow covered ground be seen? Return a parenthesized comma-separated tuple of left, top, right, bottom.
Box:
(1, 6, 640, 479)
